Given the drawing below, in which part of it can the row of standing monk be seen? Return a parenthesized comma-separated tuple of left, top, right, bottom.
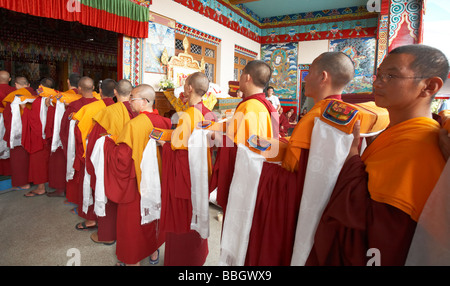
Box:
(0, 43, 449, 266)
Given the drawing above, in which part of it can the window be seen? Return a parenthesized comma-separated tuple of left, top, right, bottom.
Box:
(234, 52, 255, 81)
(175, 34, 217, 83)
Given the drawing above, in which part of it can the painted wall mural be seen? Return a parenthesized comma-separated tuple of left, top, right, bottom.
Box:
(145, 22, 175, 74)
(261, 42, 298, 100)
(329, 37, 377, 94)
(172, 0, 378, 43)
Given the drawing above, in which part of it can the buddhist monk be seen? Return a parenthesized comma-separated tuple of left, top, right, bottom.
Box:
(87, 79, 136, 245)
(103, 84, 171, 266)
(0, 71, 15, 102)
(46, 73, 81, 197)
(3, 76, 37, 190)
(60, 77, 97, 211)
(22, 77, 55, 197)
(218, 52, 355, 266)
(0, 70, 15, 175)
(209, 60, 279, 212)
(159, 72, 217, 265)
(282, 52, 355, 172)
(305, 44, 449, 266)
(73, 79, 117, 231)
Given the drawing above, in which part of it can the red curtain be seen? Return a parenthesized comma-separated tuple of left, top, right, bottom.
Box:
(0, 0, 148, 38)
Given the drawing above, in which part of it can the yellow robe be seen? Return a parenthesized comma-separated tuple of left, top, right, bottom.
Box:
(227, 98, 274, 146)
(73, 99, 107, 157)
(170, 106, 213, 177)
(362, 117, 446, 222)
(93, 102, 132, 142)
(116, 114, 157, 193)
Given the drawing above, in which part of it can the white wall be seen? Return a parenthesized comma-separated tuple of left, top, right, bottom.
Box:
(298, 39, 329, 64)
(145, 0, 260, 92)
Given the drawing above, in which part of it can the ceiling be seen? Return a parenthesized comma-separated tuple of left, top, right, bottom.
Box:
(231, 0, 370, 18)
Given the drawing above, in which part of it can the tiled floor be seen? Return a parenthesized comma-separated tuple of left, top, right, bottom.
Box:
(0, 185, 223, 266)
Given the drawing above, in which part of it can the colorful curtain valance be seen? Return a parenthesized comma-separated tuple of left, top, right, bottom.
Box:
(0, 0, 149, 38)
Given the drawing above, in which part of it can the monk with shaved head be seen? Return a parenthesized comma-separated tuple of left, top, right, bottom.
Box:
(87, 79, 136, 245)
(2, 76, 37, 190)
(159, 72, 217, 265)
(59, 76, 98, 211)
(0, 71, 15, 175)
(103, 84, 172, 265)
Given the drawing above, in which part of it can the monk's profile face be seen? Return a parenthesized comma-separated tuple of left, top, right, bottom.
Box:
(373, 53, 425, 111)
(303, 58, 322, 99)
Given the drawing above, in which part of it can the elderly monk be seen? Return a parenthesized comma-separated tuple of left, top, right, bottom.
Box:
(103, 84, 171, 266)
(306, 44, 449, 266)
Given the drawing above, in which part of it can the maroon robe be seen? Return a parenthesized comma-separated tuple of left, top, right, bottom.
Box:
(243, 149, 309, 266)
(22, 97, 49, 185)
(305, 155, 417, 266)
(45, 105, 66, 190)
(85, 101, 135, 241)
(3, 87, 37, 187)
(279, 112, 290, 137)
(160, 102, 217, 266)
(104, 112, 171, 264)
(74, 98, 115, 221)
(60, 97, 98, 203)
(0, 84, 15, 176)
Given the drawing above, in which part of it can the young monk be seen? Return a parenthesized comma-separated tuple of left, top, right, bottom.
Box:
(86, 79, 136, 245)
(159, 72, 217, 265)
(2, 76, 37, 190)
(209, 60, 279, 212)
(306, 44, 449, 266)
(73, 79, 117, 231)
(60, 77, 98, 208)
(218, 52, 384, 266)
(282, 52, 355, 172)
(22, 77, 55, 197)
(103, 84, 171, 266)
(46, 73, 81, 197)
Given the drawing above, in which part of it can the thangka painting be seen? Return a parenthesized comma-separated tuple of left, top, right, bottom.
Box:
(261, 42, 298, 100)
(144, 22, 175, 74)
(329, 37, 376, 94)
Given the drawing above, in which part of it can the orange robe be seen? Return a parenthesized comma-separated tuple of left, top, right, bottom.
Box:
(104, 111, 171, 264)
(209, 93, 278, 212)
(282, 95, 341, 172)
(161, 102, 216, 265)
(307, 117, 446, 265)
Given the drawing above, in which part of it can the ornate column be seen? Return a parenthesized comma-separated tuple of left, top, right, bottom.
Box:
(388, 0, 425, 51)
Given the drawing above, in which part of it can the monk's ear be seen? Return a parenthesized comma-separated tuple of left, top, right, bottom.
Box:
(321, 71, 329, 84)
(242, 73, 251, 84)
(420, 76, 443, 99)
